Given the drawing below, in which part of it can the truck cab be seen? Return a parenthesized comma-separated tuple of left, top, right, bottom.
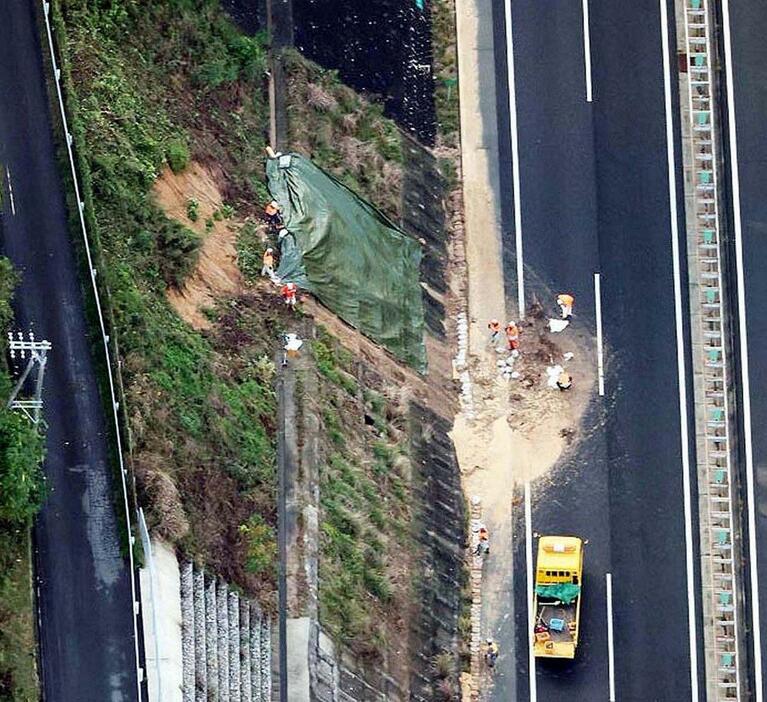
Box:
(532, 536, 583, 659)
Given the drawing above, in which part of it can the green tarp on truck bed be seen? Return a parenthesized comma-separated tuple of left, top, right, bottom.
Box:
(535, 583, 581, 605)
(267, 153, 426, 371)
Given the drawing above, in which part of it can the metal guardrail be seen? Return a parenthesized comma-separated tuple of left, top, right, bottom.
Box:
(40, 2, 144, 698)
(680, 0, 742, 698)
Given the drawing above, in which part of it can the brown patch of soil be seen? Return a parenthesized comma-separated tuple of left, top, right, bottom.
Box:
(302, 297, 456, 417)
(154, 162, 242, 328)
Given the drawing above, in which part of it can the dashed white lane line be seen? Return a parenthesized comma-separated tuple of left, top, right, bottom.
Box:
(524, 482, 537, 702)
(658, 0, 700, 698)
(503, 0, 525, 320)
(721, 1, 763, 697)
(6, 167, 16, 216)
(594, 273, 604, 396)
(606, 573, 616, 702)
(582, 0, 593, 102)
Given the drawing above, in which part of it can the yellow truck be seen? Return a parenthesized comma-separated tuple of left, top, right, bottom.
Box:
(532, 536, 584, 659)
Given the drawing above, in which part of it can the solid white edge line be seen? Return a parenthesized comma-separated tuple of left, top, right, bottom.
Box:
(503, 0, 525, 320)
(524, 482, 537, 702)
(594, 273, 605, 396)
(582, 0, 593, 103)
(606, 573, 616, 702)
(6, 167, 15, 216)
(658, 0, 700, 698)
(721, 1, 764, 697)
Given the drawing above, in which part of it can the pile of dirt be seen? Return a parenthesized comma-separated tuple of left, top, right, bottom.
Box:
(154, 161, 242, 328)
(453, 301, 596, 490)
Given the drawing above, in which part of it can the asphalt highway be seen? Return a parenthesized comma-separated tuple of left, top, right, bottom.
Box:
(492, 0, 705, 699)
(0, 2, 138, 700)
(720, 1, 767, 697)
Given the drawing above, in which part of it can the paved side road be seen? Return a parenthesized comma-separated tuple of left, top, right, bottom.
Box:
(0, 2, 138, 700)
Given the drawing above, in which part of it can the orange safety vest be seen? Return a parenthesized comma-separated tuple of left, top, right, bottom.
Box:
(558, 294, 574, 308)
(263, 251, 274, 267)
(505, 323, 519, 339)
(265, 202, 279, 216)
(488, 320, 501, 333)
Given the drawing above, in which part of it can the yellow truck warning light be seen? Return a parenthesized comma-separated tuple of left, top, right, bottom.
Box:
(532, 536, 584, 659)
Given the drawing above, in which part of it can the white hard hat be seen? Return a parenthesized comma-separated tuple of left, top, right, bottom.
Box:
(486, 637, 494, 644)
(507, 321, 516, 327)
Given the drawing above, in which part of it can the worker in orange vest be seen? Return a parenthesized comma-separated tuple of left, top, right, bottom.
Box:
(475, 525, 490, 555)
(557, 293, 574, 320)
(261, 247, 275, 278)
(488, 319, 501, 345)
(506, 321, 520, 351)
(281, 281, 297, 309)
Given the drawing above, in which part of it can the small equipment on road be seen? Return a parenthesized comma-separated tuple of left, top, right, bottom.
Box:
(485, 638, 499, 668)
(532, 536, 584, 659)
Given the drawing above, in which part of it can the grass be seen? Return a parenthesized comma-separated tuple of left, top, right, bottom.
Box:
(431, 0, 460, 148)
(52, 0, 281, 601)
(312, 330, 412, 658)
(0, 258, 41, 700)
(0, 528, 38, 701)
(283, 49, 404, 222)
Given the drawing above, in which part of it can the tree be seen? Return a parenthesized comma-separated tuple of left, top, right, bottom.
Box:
(0, 375, 46, 524)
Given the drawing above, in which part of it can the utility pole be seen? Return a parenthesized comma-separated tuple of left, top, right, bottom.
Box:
(6, 331, 51, 424)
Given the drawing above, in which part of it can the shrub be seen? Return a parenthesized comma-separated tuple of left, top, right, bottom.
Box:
(0, 259, 19, 332)
(239, 514, 276, 576)
(186, 199, 199, 222)
(166, 139, 190, 174)
(157, 219, 201, 287)
(0, 380, 46, 525)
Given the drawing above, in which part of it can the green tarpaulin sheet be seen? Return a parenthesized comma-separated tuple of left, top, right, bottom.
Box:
(267, 153, 426, 371)
(535, 583, 581, 605)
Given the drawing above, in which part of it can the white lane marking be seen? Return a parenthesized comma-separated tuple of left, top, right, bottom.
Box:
(503, 0, 525, 319)
(659, 0, 700, 698)
(594, 273, 605, 396)
(606, 573, 616, 702)
(524, 481, 537, 702)
(582, 0, 593, 102)
(721, 1, 763, 697)
(6, 167, 16, 216)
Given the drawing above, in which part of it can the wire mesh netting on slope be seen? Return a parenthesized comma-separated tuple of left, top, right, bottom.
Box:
(267, 153, 426, 371)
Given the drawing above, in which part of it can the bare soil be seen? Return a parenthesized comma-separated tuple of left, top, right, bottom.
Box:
(154, 162, 242, 328)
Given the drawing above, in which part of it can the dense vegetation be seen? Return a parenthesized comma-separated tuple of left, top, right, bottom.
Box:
(0, 258, 44, 699)
(54, 0, 279, 600)
(311, 328, 414, 658)
(284, 50, 405, 222)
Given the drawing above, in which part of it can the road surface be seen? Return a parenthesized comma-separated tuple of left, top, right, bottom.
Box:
(0, 2, 139, 700)
(490, 0, 706, 698)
